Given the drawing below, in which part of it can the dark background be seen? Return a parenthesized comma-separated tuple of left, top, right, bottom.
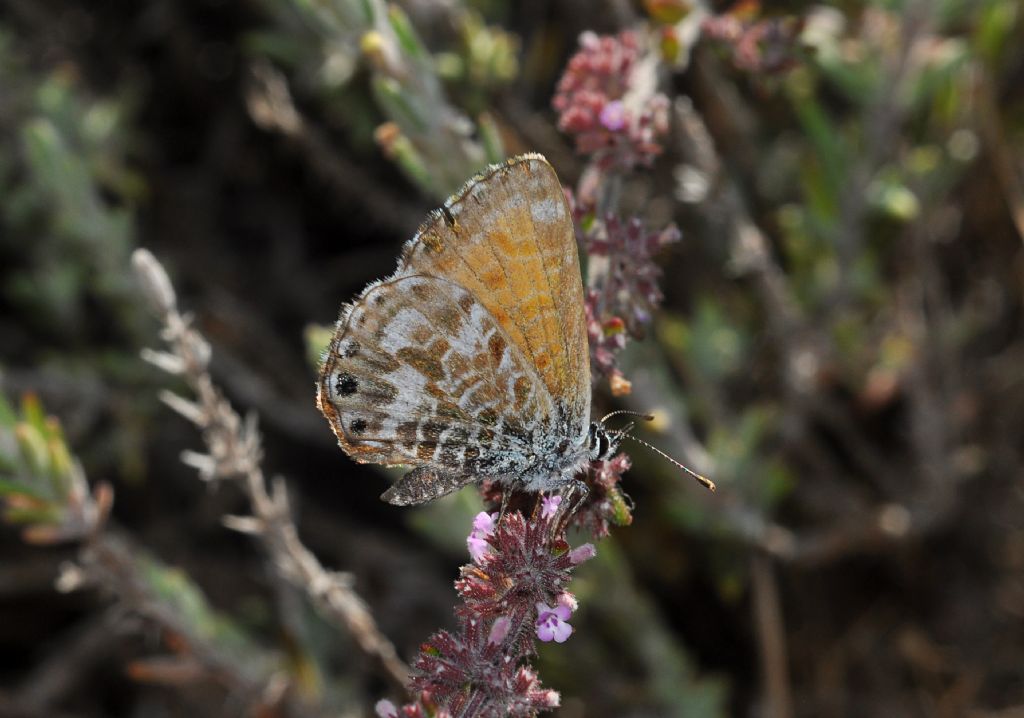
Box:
(1, 1, 1023, 716)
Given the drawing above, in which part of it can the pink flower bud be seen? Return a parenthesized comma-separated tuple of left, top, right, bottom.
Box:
(488, 616, 512, 645)
(569, 543, 596, 564)
(375, 699, 398, 718)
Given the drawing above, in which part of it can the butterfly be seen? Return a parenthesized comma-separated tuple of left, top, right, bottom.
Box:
(316, 153, 633, 506)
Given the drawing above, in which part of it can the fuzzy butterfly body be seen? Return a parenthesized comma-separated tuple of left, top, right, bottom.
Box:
(317, 154, 617, 505)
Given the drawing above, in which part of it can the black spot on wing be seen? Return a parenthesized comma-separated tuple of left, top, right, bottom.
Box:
(336, 373, 358, 396)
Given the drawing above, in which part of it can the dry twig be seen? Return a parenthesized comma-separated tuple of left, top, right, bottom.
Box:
(751, 554, 793, 718)
(131, 248, 410, 691)
(244, 62, 422, 238)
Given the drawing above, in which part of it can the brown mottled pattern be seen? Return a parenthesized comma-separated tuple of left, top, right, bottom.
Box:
(318, 273, 553, 471)
(395, 347, 445, 382)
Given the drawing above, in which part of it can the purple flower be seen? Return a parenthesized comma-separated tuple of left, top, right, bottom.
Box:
(474, 511, 497, 534)
(467, 511, 497, 563)
(552, 30, 669, 169)
(540, 494, 562, 519)
(398, 510, 593, 715)
(413, 612, 562, 715)
(467, 534, 491, 563)
(584, 213, 681, 336)
(569, 543, 596, 565)
(535, 602, 573, 643)
(456, 511, 586, 620)
(598, 100, 627, 131)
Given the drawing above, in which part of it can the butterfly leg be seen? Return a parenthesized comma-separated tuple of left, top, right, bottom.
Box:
(552, 479, 590, 534)
(567, 479, 590, 511)
(497, 488, 512, 525)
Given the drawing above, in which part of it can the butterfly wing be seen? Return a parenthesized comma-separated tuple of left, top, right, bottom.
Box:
(317, 274, 557, 502)
(398, 154, 590, 429)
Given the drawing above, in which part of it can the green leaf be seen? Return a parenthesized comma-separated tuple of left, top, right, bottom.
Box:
(0, 394, 15, 428)
(3, 504, 60, 526)
(387, 5, 427, 61)
(304, 323, 335, 372)
(0, 451, 19, 476)
(20, 393, 46, 434)
(0, 478, 47, 499)
(15, 424, 49, 480)
(477, 112, 505, 165)
(974, 0, 1019, 65)
(371, 76, 428, 134)
(356, 0, 376, 25)
(387, 133, 434, 196)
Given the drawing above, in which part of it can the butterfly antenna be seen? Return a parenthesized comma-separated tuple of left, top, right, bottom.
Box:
(615, 421, 637, 437)
(622, 434, 716, 493)
(600, 409, 655, 424)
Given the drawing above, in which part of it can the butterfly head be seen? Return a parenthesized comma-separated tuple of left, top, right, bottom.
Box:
(586, 421, 621, 462)
(591, 410, 717, 492)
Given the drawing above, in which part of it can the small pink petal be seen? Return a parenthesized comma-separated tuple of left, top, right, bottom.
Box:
(541, 494, 562, 519)
(551, 620, 573, 643)
(488, 616, 512, 645)
(537, 621, 556, 642)
(553, 604, 572, 621)
(467, 535, 491, 563)
(569, 543, 596, 564)
(472, 511, 496, 535)
(375, 699, 398, 718)
(537, 689, 560, 707)
(599, 100, 627, 131)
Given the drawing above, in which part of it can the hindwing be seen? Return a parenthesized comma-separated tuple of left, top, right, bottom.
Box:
(318, 274, 554, 476)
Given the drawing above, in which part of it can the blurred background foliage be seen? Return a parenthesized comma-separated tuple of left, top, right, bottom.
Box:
(1, 0, 1023, 716)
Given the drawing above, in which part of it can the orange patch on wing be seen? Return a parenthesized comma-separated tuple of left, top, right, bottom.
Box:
(481, 268, 504, 291)
(520, 294, 544, 321)
(399, 156, 589, 421)
(491, 230, 517, 255)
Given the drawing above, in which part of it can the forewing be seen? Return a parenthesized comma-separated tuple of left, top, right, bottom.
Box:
(317, 274, 555, 473)
(398, 154, 590, 427)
